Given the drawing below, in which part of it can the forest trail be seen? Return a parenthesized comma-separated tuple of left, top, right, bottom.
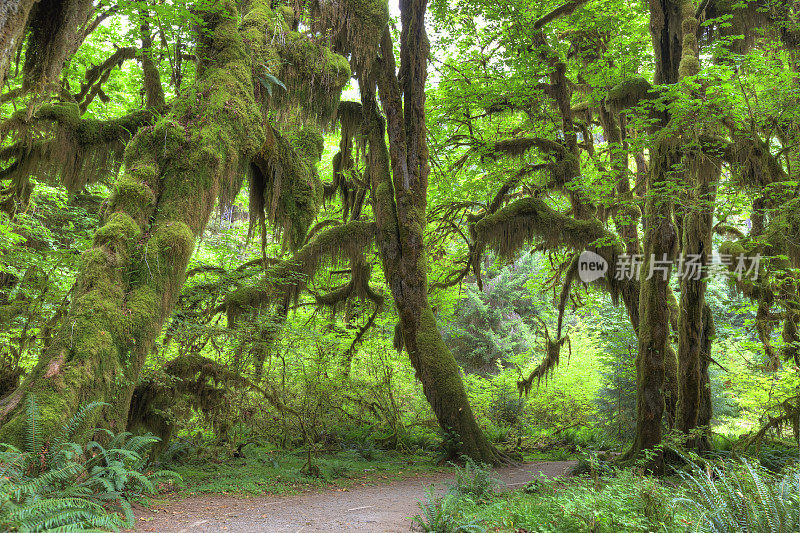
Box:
(132, 460, 576, 532)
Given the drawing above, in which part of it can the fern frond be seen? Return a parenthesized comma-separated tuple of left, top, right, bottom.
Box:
(24, 394, 43, 456)
(47, 402, 107, 465)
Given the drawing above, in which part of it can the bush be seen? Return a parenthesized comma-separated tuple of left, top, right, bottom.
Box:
(444, 469, 679, 533)
(412, 489, 486, 533)
(449, 457, 499, 499)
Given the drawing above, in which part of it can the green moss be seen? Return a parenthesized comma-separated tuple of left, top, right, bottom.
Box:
(679, 55, 701, 78)
(682, 18, 698, 35)
(475, 197, 621, 260)
(291, 126, 325, 162)
(311, 0, 389, 74)
(147, 222, 195, 271)
(124, 286, 160, 338)
(683, 34, 698, 53)
(277, 5, 294, 25)
(270, 32, 351, 123)
(76, 249, 126, 298)
(606, 77, 653, 114)
(108, 181, 156, 226)
(93, 212, 141, 249)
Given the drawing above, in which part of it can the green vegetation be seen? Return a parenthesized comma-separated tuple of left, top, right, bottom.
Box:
(0, 0, 798, 531)
(0, 397, 178, 532)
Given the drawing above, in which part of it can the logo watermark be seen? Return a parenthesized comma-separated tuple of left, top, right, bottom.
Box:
(577, 251, 761, 282)
(578, 250, 608, 283)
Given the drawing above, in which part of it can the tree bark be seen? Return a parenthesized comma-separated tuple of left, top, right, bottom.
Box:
(630, 133, 678, 471)
(675, 0, 715, 453)
(0, 0, 37, 90)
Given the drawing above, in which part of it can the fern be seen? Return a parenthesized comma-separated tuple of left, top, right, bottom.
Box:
(46, 402, 107, 465)
(0, 398, 181, 533)
(24, 394, 42, 456)
(448, 456, 498, 499)
(674, 458, 800, 533)
(411, 489, 486, 533)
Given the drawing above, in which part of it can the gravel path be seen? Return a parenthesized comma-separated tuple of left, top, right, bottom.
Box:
(132, 461, 575, 533)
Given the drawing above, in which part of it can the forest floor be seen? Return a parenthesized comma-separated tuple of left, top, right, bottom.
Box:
(131, 460, 576, 532)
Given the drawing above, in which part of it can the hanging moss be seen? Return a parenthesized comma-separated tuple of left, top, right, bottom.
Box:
(249, 125, 323, 252)
(490, 137, 563, 159)
(725, 135, 787, 187)
(518, 333, 571, 395)
(268, 31, 351, 124)
(289, 125, 325, 163)
(475, 197, 621, 260)
(310, 0, 390, 74)
(1, 104, 156, 193)
(226, 220, 377, 321)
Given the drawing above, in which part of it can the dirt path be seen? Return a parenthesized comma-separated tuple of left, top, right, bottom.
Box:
(133, 461, 575, 533)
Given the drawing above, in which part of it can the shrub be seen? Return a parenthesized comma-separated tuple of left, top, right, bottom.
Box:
(412, 489, 486, 533)
(449, 456, 499, 499)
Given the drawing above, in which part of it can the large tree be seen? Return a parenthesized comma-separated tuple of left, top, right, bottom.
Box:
(0, 0, 501, 461)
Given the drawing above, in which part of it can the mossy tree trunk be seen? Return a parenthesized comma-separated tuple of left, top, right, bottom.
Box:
(630, 134, 678, 471)
(0, 0, 37, 88)
(676, 2, 715, 453)
(362, 1, 498, 462)
(0, 0, 270, 443)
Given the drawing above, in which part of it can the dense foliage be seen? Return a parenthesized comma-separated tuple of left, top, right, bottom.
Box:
(0, 0, 798, 529)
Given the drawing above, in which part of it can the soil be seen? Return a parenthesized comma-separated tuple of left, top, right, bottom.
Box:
(132, 460, 576, 532)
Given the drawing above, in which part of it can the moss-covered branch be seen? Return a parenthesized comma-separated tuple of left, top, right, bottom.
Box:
(1, 104, 156, 194)
(225, 220, 377, 323)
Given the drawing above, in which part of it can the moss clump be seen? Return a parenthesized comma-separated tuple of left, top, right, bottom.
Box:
(475, 197, 621, 260)
(290, 126, 325, 162)
(678, 55, 701, 78)
(108, 181, 157, 227)
(270, 31, 351, 124)
(124, 286, 160, 341)
(249, 126, 323, 251)
(93, 212, 141, 249)
(605, 77, 654, 114)
(1, 104, 155, 193)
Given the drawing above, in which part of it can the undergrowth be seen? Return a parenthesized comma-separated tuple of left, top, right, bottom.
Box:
(173, 443, 442, 495)
(412, 456, 800, 533)
(0, 395, 180, 532)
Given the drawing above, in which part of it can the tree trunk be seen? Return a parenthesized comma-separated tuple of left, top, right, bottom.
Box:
(0, 0, 37, 89)
(676, 1, 715, 453)
(629, 133, 679, 471)
(363, 3, 498, 462)
(0, 0, 269, 443)
(677, 162, 716, 451)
